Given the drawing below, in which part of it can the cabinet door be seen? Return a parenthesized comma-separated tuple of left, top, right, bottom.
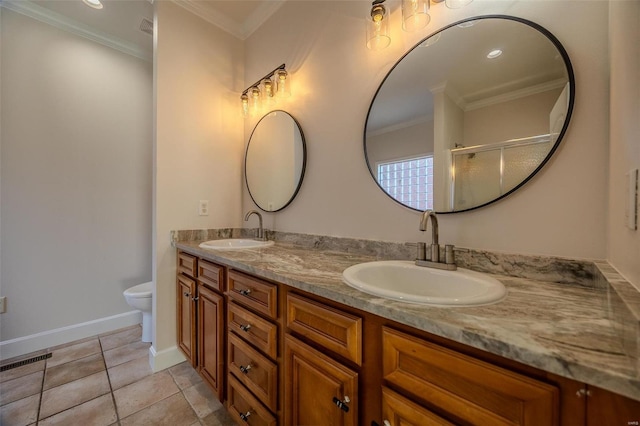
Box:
(198, 285, 224, 400)
(284, 335, 358, 426)
(382, 387, 454, 426)
(177, 274, 197, 366)
(586, 385, 640, 426)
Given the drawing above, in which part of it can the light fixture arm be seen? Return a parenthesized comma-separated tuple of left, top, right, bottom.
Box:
(241, 64, 286, 96)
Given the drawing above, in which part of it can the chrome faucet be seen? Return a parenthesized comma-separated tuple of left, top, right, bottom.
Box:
(244, 210, 265, 241)
(419, 210, 440, 262)
(416, 210, 457, 270)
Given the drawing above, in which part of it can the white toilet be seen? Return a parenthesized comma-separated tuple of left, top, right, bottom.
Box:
(123, 282, 153, 343)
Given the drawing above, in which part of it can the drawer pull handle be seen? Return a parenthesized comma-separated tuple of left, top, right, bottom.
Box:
(239, 364, 252, 374)
(240, 324, 252, 332)
(576, 388, 591, 397)
(239, 288, 252, 296)
(239, 411, 251, 422)
(192, 296, 199, 301)
(332, 396, 350, 413)
(383, 421, 391, 426)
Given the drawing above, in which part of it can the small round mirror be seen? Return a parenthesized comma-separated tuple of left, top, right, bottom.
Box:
(245, 111, 306, 212)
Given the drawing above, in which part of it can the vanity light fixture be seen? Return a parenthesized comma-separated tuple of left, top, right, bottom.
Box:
(82, 0, 103, 9)
(368, 0, 475, 49)
(366, 0, 391, 50)
(240, 64, 290, 117)
(402, 0, 430, 32)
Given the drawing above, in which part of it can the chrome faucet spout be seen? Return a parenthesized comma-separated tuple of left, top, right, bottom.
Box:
(419, 210, 440, 263)
(244, 210, 264, 240)
(419, 210, 439, 245)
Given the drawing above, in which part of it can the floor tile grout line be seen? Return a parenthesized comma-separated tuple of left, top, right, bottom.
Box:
(99, 334, 122, 426)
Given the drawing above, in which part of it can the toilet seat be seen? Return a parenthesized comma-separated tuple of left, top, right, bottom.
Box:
(123, 282, 152, 298)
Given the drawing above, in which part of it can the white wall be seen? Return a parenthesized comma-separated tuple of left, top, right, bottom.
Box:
(153, 1, 243, 369)
(1, 11, 152, 343)
(608, 0, 640, 288)
(242, 0, 609, 260)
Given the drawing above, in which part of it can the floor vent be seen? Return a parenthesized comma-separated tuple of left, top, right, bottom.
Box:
(0, 353, 52, 372)
(139, 18, 153, 36)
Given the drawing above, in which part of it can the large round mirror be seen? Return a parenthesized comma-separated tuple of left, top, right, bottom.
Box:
(245, 110, 306, 212)
(365, 16, 574, 213)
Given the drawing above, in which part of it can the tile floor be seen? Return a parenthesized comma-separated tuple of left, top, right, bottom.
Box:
(0, 325, 236, 426)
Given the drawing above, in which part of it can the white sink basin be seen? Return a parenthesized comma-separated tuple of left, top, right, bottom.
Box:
(342, 261, 506, 307)
(199, 239, 274, 250)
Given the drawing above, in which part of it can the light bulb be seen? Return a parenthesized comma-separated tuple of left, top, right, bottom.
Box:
(241, 93, 249, 117)
(261, 78, 276, 106)
(366, 1, 391, 50)
(250, 86, 261, 115)
(275, 69, 291, 98)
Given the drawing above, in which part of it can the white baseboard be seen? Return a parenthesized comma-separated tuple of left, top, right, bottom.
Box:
(0, 311, 142, 361)
(149, 344, 186, 372)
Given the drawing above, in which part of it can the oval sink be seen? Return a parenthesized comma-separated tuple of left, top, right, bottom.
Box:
(342, 261, 506, 307)
(199, 239, 274, 250)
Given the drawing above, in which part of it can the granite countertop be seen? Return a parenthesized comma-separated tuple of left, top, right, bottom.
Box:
(175, 239, 640, 401)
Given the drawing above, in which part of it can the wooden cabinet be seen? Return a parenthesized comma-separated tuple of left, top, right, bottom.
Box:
(283, 334, 358, 426)
(197, 284, 224, 399)
(176, 252, 225, 400)
(176, 273, 197, 366)
(226, 272, 280, 423)
(381, 326, 559, 425)
(176, 249, 640, 426)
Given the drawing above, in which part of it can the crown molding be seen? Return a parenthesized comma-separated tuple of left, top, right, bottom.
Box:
(171, 0, 285, 40)
(0, 0, 152, 62)
(368, 115, 433, 137)
(464, 78, 568, 111)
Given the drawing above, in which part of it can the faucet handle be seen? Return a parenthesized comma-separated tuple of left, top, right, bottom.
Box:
(416, 242, 427, 261)
(445, 245, 455, 264)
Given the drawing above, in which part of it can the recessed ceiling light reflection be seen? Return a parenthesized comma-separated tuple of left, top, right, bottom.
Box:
(487, 49, 503, 59)
(82, 0, 103, 10)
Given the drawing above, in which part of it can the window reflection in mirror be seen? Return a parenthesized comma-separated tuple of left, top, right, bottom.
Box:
(245, 111, 306, 212)
(364, 16, 574, 213)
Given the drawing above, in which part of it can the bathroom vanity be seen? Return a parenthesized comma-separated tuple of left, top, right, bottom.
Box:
(174, 235, 640, 425)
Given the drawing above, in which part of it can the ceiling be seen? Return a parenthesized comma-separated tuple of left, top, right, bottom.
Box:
(2, 0, 281, 61)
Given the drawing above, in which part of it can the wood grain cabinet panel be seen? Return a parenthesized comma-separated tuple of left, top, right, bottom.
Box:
(228, 333, 278, 411)
(178, 252, 197, 278)
(228, 271, 278, 319)
(197, 285, 224, 400)
(284, 335, 358, 426)
(382, 386, 455, 426)
(227, 375, 276, 426)
(176, 274, 197, 366)
(382, 327, 559, 426)
(286, 293, 362, 365)
(198, 259, 224, 292)
(585, 385, 640, 426)
(227, 302, 278, 359)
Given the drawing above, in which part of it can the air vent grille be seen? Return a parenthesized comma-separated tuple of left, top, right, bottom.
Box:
(139, 18, 153, 36)
(0, 353, 52, 372)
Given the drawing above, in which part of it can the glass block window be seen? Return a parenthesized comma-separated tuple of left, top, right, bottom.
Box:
(377, 156, 433, 211)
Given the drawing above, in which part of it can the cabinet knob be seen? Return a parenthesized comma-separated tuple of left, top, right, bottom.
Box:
(240, 288, 252, 296)
(576, 388, 591, 397)
(383, 421, 392, 426)
(192, 296, 199, 301)
(239, 411, 251, 422)
(332, 396, 350, 413)
(183, 292, 190, 297)
(239, 364, 252, 374)
(240, 324, 252, 332)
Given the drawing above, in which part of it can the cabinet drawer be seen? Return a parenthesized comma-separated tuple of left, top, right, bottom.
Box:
(177, 252, 197, 278)
(228, 271, 278, 320)
(228, 302, 278, 359)
(228, 374, 277, 426)
(286, 293, 362, 365)
(382, 327, 559, 426)
(198, 259, 224, 292)
(382, 386, 454, 426)
(228, 333, 278, 412)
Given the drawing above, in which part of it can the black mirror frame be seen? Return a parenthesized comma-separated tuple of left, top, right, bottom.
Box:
(245, 110, 307, 212)
(363, 15, 575, 214)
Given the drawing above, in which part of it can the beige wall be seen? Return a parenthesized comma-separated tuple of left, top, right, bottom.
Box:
(608, 0, 640, 288)
(242, 1, 609, 259)
(1, 10, 152, 341)
(153, 1, 244, 369)
(367, 120, 434, 171)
